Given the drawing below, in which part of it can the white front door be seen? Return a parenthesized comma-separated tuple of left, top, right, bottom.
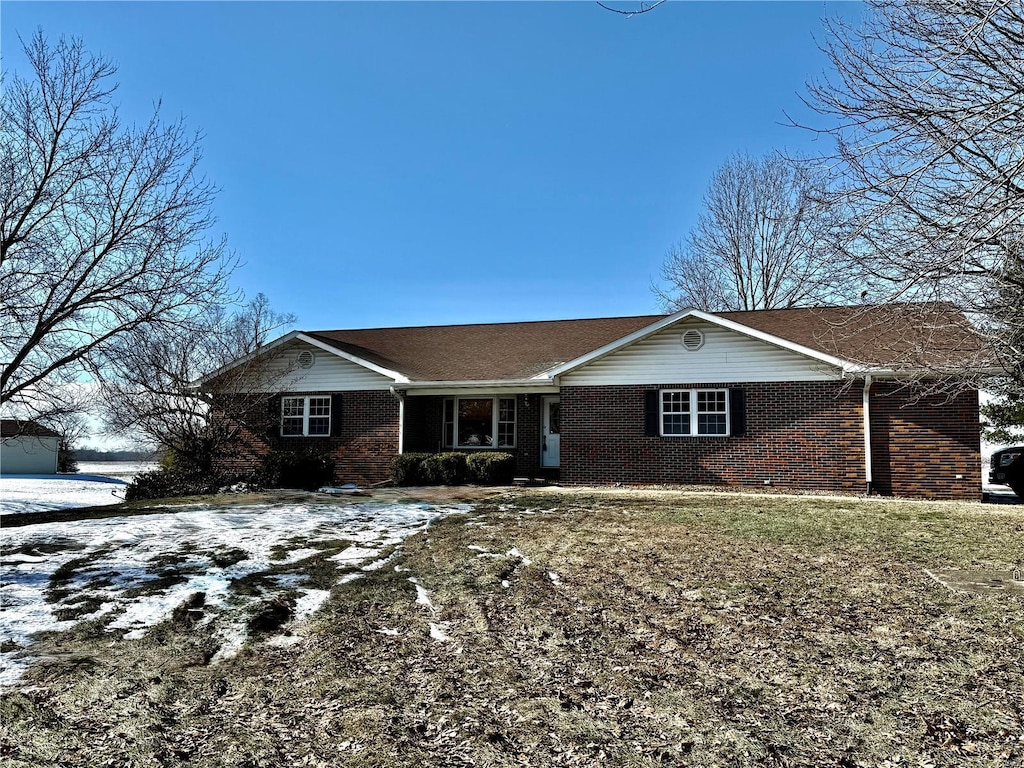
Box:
(541, 396, 561, 468)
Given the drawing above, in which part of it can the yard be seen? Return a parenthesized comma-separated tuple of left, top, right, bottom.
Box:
(1, 488, 1022, 767)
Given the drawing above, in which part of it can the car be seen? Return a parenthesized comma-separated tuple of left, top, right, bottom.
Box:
(988, 446, 1023, 498)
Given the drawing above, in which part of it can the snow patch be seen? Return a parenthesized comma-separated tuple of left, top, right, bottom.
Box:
(507, 547, 532, 566)
(330, 546, 380, 563)
(0, 500, 470, 685)
(468, 544, 502, 558)
(408, 578, 435, 613)
(292, 588, 332, 623)
(265, 635, 303, 647)
(0, 475, 127, 514)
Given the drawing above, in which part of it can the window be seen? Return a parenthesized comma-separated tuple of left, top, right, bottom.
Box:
(443, 396, 516, 448)
(281, 395, 331, 436)
(498, 398, 516, 447)
(661, 389, 728, 436)
(443, 398, 455, 448)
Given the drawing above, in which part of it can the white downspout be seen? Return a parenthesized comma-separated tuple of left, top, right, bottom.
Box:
(862, 374, 873, 496)
(389, 387, 405, 454)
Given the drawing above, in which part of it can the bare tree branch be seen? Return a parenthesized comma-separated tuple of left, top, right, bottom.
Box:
(596, 1, 667, 19)
(655, 152, 863, 312)
(100, 294, 296, 474)
(1, 32, 238, 423)
(795, 0, 1024, 394)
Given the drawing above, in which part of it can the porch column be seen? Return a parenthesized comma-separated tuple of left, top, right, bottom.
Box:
(390, 387, 406, 454)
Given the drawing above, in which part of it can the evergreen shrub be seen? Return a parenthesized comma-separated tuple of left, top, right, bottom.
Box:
(465, 452, 515, 485)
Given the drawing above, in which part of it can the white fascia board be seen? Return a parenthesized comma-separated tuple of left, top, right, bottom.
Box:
(294, 334, 411, 383)
(851, 365, 1004, 379)
(533, 310, 695, 380)
(193, 330, 409, 388)
(404, 379, 558, 396)
(192, 330, 306, 388)
(540, 308, 862, 379)
(691, 311, 856, 371)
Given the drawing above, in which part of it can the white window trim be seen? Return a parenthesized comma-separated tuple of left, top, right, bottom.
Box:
(660, 389, 729, 437)
(281, 395, 332, 437)
(443, 396, 517, 449)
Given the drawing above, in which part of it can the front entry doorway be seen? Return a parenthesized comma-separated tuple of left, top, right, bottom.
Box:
(541, 396, 561, 468)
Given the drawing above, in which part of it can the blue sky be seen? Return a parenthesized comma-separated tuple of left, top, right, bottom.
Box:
(2, 1, 859, 331)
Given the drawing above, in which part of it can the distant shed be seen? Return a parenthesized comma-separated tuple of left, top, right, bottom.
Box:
(1, 420, 60, 475)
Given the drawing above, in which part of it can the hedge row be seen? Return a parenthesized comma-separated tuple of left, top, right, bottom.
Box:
(126, 448, 514, 500)
(391, 452, 515, 486)
(125, 446, 337, 501)
(125, 469, 227, 502)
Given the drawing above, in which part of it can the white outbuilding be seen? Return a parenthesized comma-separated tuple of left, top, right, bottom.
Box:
(1, 420, 60, 475)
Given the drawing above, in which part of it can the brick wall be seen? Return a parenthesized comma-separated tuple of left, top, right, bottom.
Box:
(212, 382, 979, 498)
(561, 382, 867, 493)
(213, 390, 399, 486)
(868, 383, 980, 500)
(560, 381, 981, 499)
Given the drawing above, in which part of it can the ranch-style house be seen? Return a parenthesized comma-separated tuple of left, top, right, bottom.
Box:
(202, 303, 984, 500)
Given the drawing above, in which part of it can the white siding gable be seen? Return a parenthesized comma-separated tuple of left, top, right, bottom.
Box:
(560, 319, 841, 386)
(224, 339, 396, 392)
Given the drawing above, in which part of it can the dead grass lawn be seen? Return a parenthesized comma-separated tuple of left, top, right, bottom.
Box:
(2, 489, 1022, 767)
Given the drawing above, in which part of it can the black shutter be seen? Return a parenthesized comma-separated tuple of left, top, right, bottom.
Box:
(729, 388, 746, 437)
(644, 389, 661, 436)
(267, 394, 281, 438)
(330, 394, 344, 437)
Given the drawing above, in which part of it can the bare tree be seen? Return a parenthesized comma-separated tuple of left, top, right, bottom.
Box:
(1, 32, 236, 423)
(101, 294, 295, 476)
(656, 152, 859, 312)
(799, 0, 1024, 391)
(596, 1, 666, 18)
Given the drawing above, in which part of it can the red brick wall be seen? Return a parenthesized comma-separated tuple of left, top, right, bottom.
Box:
(561, 382, 867, 493)
(213, 391, 399, 486)
(560, 381, 981, 499)
(868, 383, 980, 500)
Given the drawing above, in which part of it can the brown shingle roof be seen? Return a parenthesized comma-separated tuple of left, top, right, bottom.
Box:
(1, 419, 60, 438)
(307, 315, 659, 381)
(304, 303, 982, 382)
(721, 303, 986, 370)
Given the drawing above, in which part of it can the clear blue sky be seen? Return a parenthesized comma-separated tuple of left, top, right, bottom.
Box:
(2, 1, 858, 331)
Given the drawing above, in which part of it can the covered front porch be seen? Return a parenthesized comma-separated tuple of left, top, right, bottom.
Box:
(396, 385, 561, 480)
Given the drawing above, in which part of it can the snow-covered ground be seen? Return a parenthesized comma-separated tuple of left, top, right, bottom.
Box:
(77, 461, 158, 480)
(1, 474, 128, 514)
(1, 499, 469, 685)
(1, 462, 159, 515)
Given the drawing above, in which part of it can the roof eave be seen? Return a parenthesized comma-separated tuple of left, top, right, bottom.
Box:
(535, 309, 694, 379)
(403, 378, 557, 392)
(297, 334, 411, 383)
(541, 308, 857, 377)
(193, 331, 410, 389)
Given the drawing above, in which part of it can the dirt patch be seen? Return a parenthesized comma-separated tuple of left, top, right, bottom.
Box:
(926, 568, 1024, 595)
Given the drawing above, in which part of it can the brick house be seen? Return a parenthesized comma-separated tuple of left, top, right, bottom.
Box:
(202, 304, 984, 500)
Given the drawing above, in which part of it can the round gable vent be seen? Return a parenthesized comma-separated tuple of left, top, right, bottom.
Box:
(296, 349, 316, 369)
(680, 329, 705, 351)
